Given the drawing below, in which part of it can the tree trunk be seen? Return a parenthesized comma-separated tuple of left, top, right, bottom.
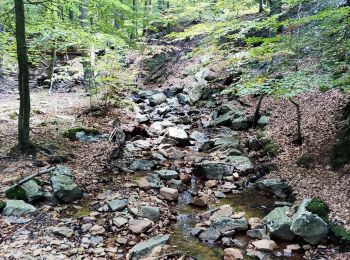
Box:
(268, 0, 282, 15)
(289, 97, 303, 145)
(253, 93, 265, 127)
(0, 24, 4, 79)
(259, 0, 264, 13)
(48, 46, 57, 94)
(14, 0, 31, 150)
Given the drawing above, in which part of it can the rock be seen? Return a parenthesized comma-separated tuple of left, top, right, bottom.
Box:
(130, 160, 156, 171)
(190, 196, 208, 207)
(50, 166, 83, 203)
(168, 179, 183, 190)
(128, 235, 169, 260)
(263, 206, 295, 241)
(290, 199, 329, 245)
(2, 200, 36, 216)
(252, 239, 278, 251)
(42, 191, 59, 206)
(129, 219, 153, 234)
(163, 87, 182, 98)
(167, 127, 189, 146)
(248, 217, 264, 229)
(154, 170, 179, 180)
(214, 136, 240, 150)
(258, 116, 269, 126)
(195, 161, 233, 180)
(199, 227, 221, 243)
(160, 187, 178, 201)
(90, 225, 106, 235)
(190, 227, 206, 237)
(214, 191, 226, 198)
(108, 199, 128, 211)
(136, 114, 150, 123)
(247, 229, 267, 239)
(21, 180, 43, 202)
(222, 238, 245, 248)
(51, 227, 74, 238)
(255, 179, 291, 199)
(149, 93, 167, 106)
(231, 117, 251, 130)
(225, 156, 254, 174)
(209, 205, 234, 221)
(188, 82, 205, 103)
(113, 217, 128, 227)
(164, 147, 185, 159)
(141, 206, 160, 222)
(176, 93, 191, 105)
(190, 131, 208, 143)
(205, 180, 218, 188)
(212, 217, 248, 235)
(224, 248, 244, 260)
(138, 174, 164, 190)
(215, 112, 233, 127)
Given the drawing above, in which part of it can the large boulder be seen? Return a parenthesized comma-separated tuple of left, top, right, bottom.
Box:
(195, 161, 233, 180)
(212, 217, 248, 235)
(50, 166, 82, 203)
(225, 156, 254, 174)
(263, 206, 295, 241)
(2, 200, 36, 216)
(128, 235, 169, 260)
(21, 180, 43, 202)
(199, 227, 221, 243)
(290, 199, 329, 245)
(254, 179, 291, 199)
(167, 127, 189, 146)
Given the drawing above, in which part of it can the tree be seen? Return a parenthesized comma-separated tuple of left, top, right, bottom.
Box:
(14, 0, 31, 150)
(0, 23, 4, 79)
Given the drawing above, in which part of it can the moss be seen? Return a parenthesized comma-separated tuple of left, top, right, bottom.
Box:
(30, 178, 42, 186)
(331, 224, 350, 243)
(9, 112, 18, 120)
(263, 142, 279, 157)
(5, 187, 26, 200)
(63, 127, 99, 141)
(0, 201, 6, 213)
(306, 198, 330, 221)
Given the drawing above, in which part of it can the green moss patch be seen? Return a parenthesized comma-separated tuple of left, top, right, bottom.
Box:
(331, 224, 350, 244)
(63, 127, 100, 141)
(306, 198, 330, 221)
(30, 178, 42, 186)
(5, 187, 26, 200)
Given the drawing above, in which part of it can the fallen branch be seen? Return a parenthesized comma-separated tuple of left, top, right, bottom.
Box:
(3, 166, 56, 193)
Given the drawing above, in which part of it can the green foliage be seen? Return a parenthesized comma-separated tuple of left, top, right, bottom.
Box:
(0, 201, 6, 213)
(63, 127, 99, 141)
(306, 198, 330, 221)
(331, 224, 350, 244)
(5, 187, 26, 200)
(257, 132, 279, 157)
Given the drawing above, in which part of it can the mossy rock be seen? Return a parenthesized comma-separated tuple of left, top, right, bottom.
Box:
(306, 198, 330, 221)
(257, 132, 279, 157)
(5, 187, 27, 200)
(63, 127, 100, 141)
(296, 153, 314, 169)
(331, 224, 350, 245)
(30, 178, 42, 186)
(0, 201, 6, 213)
(331, 134, 350, 168)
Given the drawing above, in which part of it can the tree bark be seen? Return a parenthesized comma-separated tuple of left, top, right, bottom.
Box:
(259, 0, 264, 13)
(0, 24, 4, 79)
(14, 0, 31, 150)
(253, 93, 265, 127)
(289, 97, 303, 145)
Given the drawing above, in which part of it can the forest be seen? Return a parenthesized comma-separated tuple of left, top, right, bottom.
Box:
(0, 0, 350, 259)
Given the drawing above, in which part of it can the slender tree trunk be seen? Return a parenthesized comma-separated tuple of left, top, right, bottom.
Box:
(259, 0, 264, 13)
(289, 97, 303, 145)
(0, 24, 4, 79)
(48, 46, 57, 94)
(14, 0, 31, 150)
(253, 93, 265, 127)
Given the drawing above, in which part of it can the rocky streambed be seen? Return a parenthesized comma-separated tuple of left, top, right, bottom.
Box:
(0, 85, 346, 259)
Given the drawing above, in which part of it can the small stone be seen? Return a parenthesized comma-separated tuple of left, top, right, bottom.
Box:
(214, 191, 226, 198)
(205, 180, 218, 188)
(248, 217, 264, 229)
(129, 219, 153, 234)
(252, 239, 278, 251)
(108, 199, 128, 211)
(224, 248, 244, 260)
(190, 227, 206, 237)
(90, 225, 106, 235)
(190, 196, 207, 207)
(160, 187, 178, 201)
(141, 206, 160, 222)
(51, 226, 74, 238)
(113, 217, 128, 228)
(199, 227, 221, 243)
(287, 244, 301, 251)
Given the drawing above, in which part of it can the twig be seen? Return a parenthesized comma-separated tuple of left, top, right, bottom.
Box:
(3, 166, 56, 193)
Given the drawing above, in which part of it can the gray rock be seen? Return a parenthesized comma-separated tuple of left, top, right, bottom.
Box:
(212, 217, 248, 235)
(2, 200, 36, 216)
(290, 199, 328, 245)
(21, 180, 43, 202)
(195, 161, 233, 180)
(138, 174, 164, 190)
(191, 227, 206, 237)
(50, 166, 82, 203)
(252, 239, 278, 251)
(190, 131, 208, 143)
(51, 226, 74, 238)
(247, 229, 268, 239)
(149, 93, 167, 106)
(231, 117, 251, 130)
(255, 179, 291, 199)
(258, 116, 269, 126)
(188, 82, 205, 103)
(213, 136, 240, 151)
(113, 217, 128, 227)
(225, 156, 254, 173)
(209, 205, 234, 221)
(176, 93, 191, 105)
(141, 206, 160, 221)
(130, 160, 156, 171)
(199, 227, 221, 243)
(263, 206, 295, 241)
(42, 191, 60, 206)
(108, 199, 128, 211)
(215, 113, 232, 127)
(167, 127, 189, 146)
(135, 114, 150, 123)
(128, 235, 169, 260)
(154, 170, 179, 180)
(129, 219, 153, 234)
(168, 179, 183, 190)
(214, 191, 226, 198)
(160, 187, 178, 201)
